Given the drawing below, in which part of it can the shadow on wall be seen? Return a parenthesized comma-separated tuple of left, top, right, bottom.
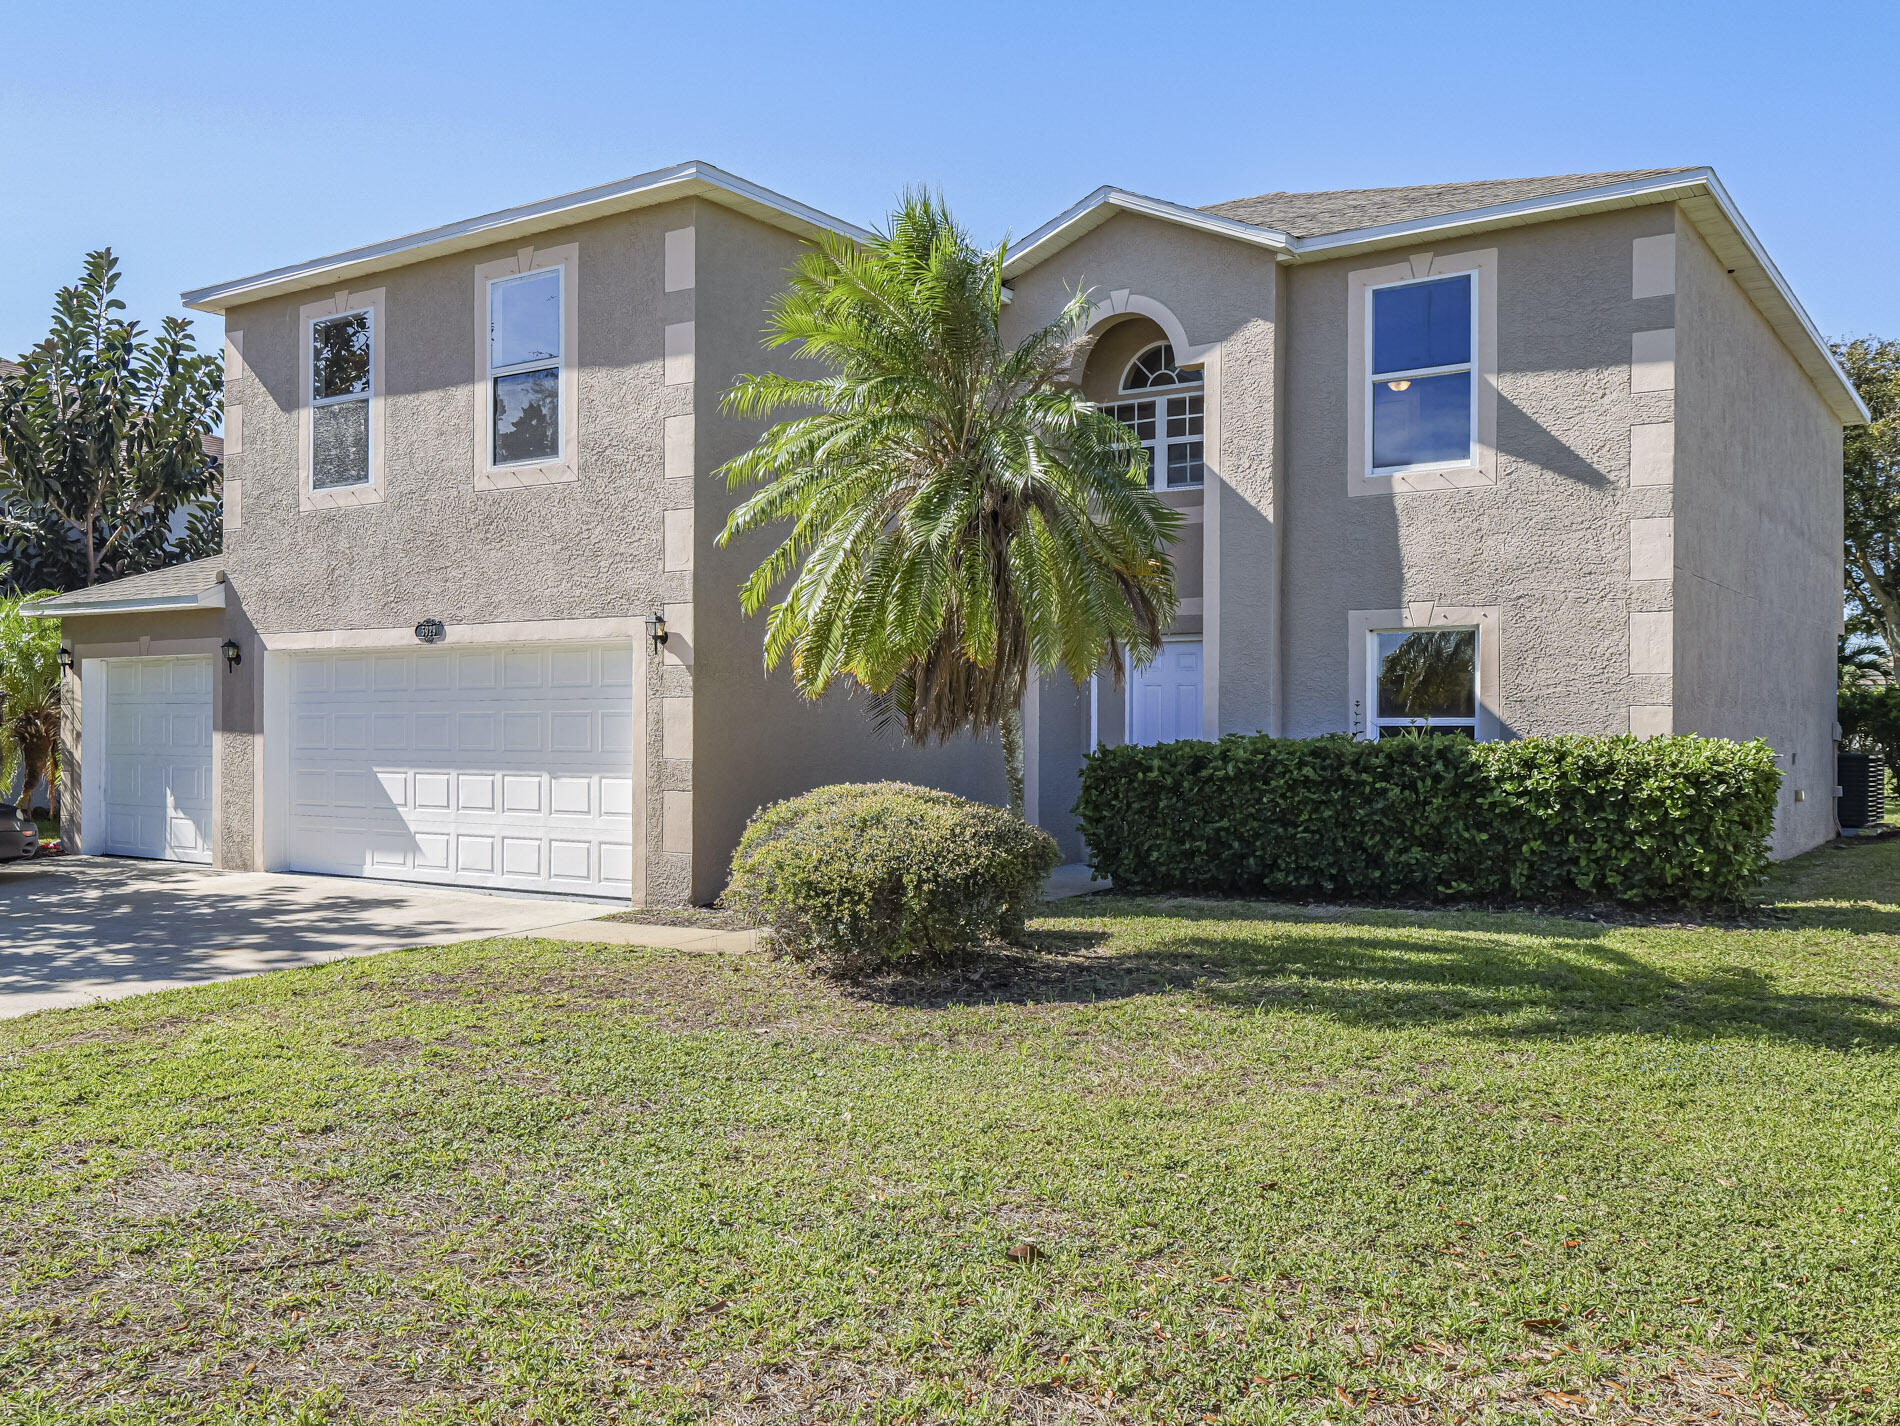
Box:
(851, 898, 1900, 1054)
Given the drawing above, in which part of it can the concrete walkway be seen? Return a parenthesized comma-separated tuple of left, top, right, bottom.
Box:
(1042, 863, 1108, 900)
(0, 857, 610, 1019)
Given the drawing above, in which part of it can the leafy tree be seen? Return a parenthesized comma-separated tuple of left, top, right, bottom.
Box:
(0, 250, 222, 593)
(715, 193, 1181, 816)
(1837, 337, 1900, 673)
(0, 592, 61, 817)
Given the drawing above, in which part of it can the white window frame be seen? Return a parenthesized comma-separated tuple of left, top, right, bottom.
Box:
(473, 244, 579, 490)
(297, 287, 386, 512)
(309, 306, 373, 486)
(1344, 248, 1497, 498)
(1364, 272, 1477, 479)
(1366, 625, 1479, 739)
(1108, 343, 1205, 490)
(1346, 604, 1502, 741)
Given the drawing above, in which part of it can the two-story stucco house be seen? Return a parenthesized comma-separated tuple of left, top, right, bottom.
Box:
(31, 162, 1865, 905)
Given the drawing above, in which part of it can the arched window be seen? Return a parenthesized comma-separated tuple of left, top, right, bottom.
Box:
(1120, 342, 1202, 391)
(1107, 342, 1204, 488)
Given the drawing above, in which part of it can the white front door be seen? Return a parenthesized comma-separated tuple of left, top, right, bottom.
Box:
(1128, 639, 1203, 746)
(101, 655, 215, 863)
(283, 641, 635, 898)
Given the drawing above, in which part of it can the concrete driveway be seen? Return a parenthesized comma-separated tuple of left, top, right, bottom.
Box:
(0, 856, 612, 1019)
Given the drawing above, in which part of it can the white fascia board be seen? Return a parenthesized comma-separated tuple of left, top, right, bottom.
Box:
(22, 584, 227, 618)
(181, 161, 873, 314)
(1003, 187, 1291, 278)
(1693, 173, 1869, 425)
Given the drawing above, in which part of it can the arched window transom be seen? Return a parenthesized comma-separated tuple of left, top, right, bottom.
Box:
(1108, 342, 1205, 488)
(1120, 342, 1203, 391)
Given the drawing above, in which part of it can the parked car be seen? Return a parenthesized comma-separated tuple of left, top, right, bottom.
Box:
(0, 803, 39, 863)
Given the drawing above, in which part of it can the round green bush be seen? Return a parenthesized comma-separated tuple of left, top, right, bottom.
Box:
(723, 782, 1061, 970)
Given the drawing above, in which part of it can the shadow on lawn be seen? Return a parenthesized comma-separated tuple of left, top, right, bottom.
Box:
(858, 901, 1900, 1053)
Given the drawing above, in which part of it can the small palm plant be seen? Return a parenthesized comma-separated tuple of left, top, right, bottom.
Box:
(716, 193, 1181, 815)
(0, 593, 61, 818)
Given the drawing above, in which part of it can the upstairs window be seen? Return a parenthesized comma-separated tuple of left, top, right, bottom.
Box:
(1368, 273, 1473, 474)
(309, 310, 372, 490)
(487, 267, 563, 466)
(1371, 627, 1477, 738)
(1107, 342, 1204, 489)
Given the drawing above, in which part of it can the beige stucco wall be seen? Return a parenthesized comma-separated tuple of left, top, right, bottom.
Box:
(1280, 205, 1680, 741)
(71, 185, 1844, 889)
(687, 203, 1006, 903)
(218, 203, 688, 635)
(213, 200, 694, 892)
(1006, 210, 1282, 856)
(1673, 214, 1843, 856)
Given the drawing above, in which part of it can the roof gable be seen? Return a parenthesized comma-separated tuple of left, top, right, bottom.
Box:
(181, 162, 870, 315)
(1004, 167, 1865, 425)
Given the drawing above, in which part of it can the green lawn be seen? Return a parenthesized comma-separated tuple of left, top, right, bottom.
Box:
(3, 845, 1899, 1423)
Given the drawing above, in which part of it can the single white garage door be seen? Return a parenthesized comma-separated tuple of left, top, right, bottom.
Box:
(100, 655, 214, 863)
(285, 641, 635, 898)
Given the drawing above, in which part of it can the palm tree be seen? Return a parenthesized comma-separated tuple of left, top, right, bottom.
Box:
(0, 593, 61, 818)
(716, 193, 1182, 816)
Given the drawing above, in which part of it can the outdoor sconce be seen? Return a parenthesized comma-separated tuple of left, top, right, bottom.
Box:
(646, 611, 669, 656)
(56, 647, 74, 670)
(221, 639, 242, 669)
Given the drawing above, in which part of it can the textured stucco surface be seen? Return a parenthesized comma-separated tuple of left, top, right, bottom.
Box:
(1007, 210, 1281, 854)
(1280, 206, 1680, 740)
(1673, 214, 1843, 856)
(217, 201, 691, 635)
(687, 204, 1006, 904)
(70, 182, 1845, 891)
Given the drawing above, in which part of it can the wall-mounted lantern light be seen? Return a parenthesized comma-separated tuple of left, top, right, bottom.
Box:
(646, 610, 669, 656)
(221, 639, 242, 669)
(56, 647, 74, 671)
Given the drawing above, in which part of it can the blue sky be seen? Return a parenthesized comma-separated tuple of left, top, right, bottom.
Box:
(4, 0, 1896, 363)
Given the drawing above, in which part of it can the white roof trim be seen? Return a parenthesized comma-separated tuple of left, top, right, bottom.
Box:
(182, 161, 873, 314)
(22, 583, 227, 618)
(1006, 168, 1867, 425)
(1004, 186, 1290, 279)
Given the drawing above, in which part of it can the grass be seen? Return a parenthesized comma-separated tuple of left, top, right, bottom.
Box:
(2, 845, 1898, 1424)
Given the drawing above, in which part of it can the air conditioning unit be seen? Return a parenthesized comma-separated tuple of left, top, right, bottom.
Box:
(1837, 751, 1887, 831)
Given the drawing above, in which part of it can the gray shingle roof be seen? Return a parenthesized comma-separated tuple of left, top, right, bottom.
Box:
(29, 556, 227, 614)
(1203, 169, 1699, 239)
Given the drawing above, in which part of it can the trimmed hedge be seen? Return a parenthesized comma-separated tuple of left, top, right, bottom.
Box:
(1075, 733, 1780, 907)
(724, 782, 1060, 970)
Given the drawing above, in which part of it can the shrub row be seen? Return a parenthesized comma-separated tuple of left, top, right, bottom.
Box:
(725, 782, 1060, 969)
(1074, 733, 1781, 907)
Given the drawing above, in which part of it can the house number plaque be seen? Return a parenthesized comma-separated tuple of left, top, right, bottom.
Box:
(414, 619, 446, 644)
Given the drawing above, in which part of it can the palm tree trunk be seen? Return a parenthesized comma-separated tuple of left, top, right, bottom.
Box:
(1001, 703, 1026, 819)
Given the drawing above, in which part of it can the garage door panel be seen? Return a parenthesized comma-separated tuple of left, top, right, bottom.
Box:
(601, 711, 634, 754)
(286, 641, 634, 897)
(99, 655, 213, 864)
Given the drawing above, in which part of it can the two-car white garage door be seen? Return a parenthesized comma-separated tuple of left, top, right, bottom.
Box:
(283, 642, 636, 898)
